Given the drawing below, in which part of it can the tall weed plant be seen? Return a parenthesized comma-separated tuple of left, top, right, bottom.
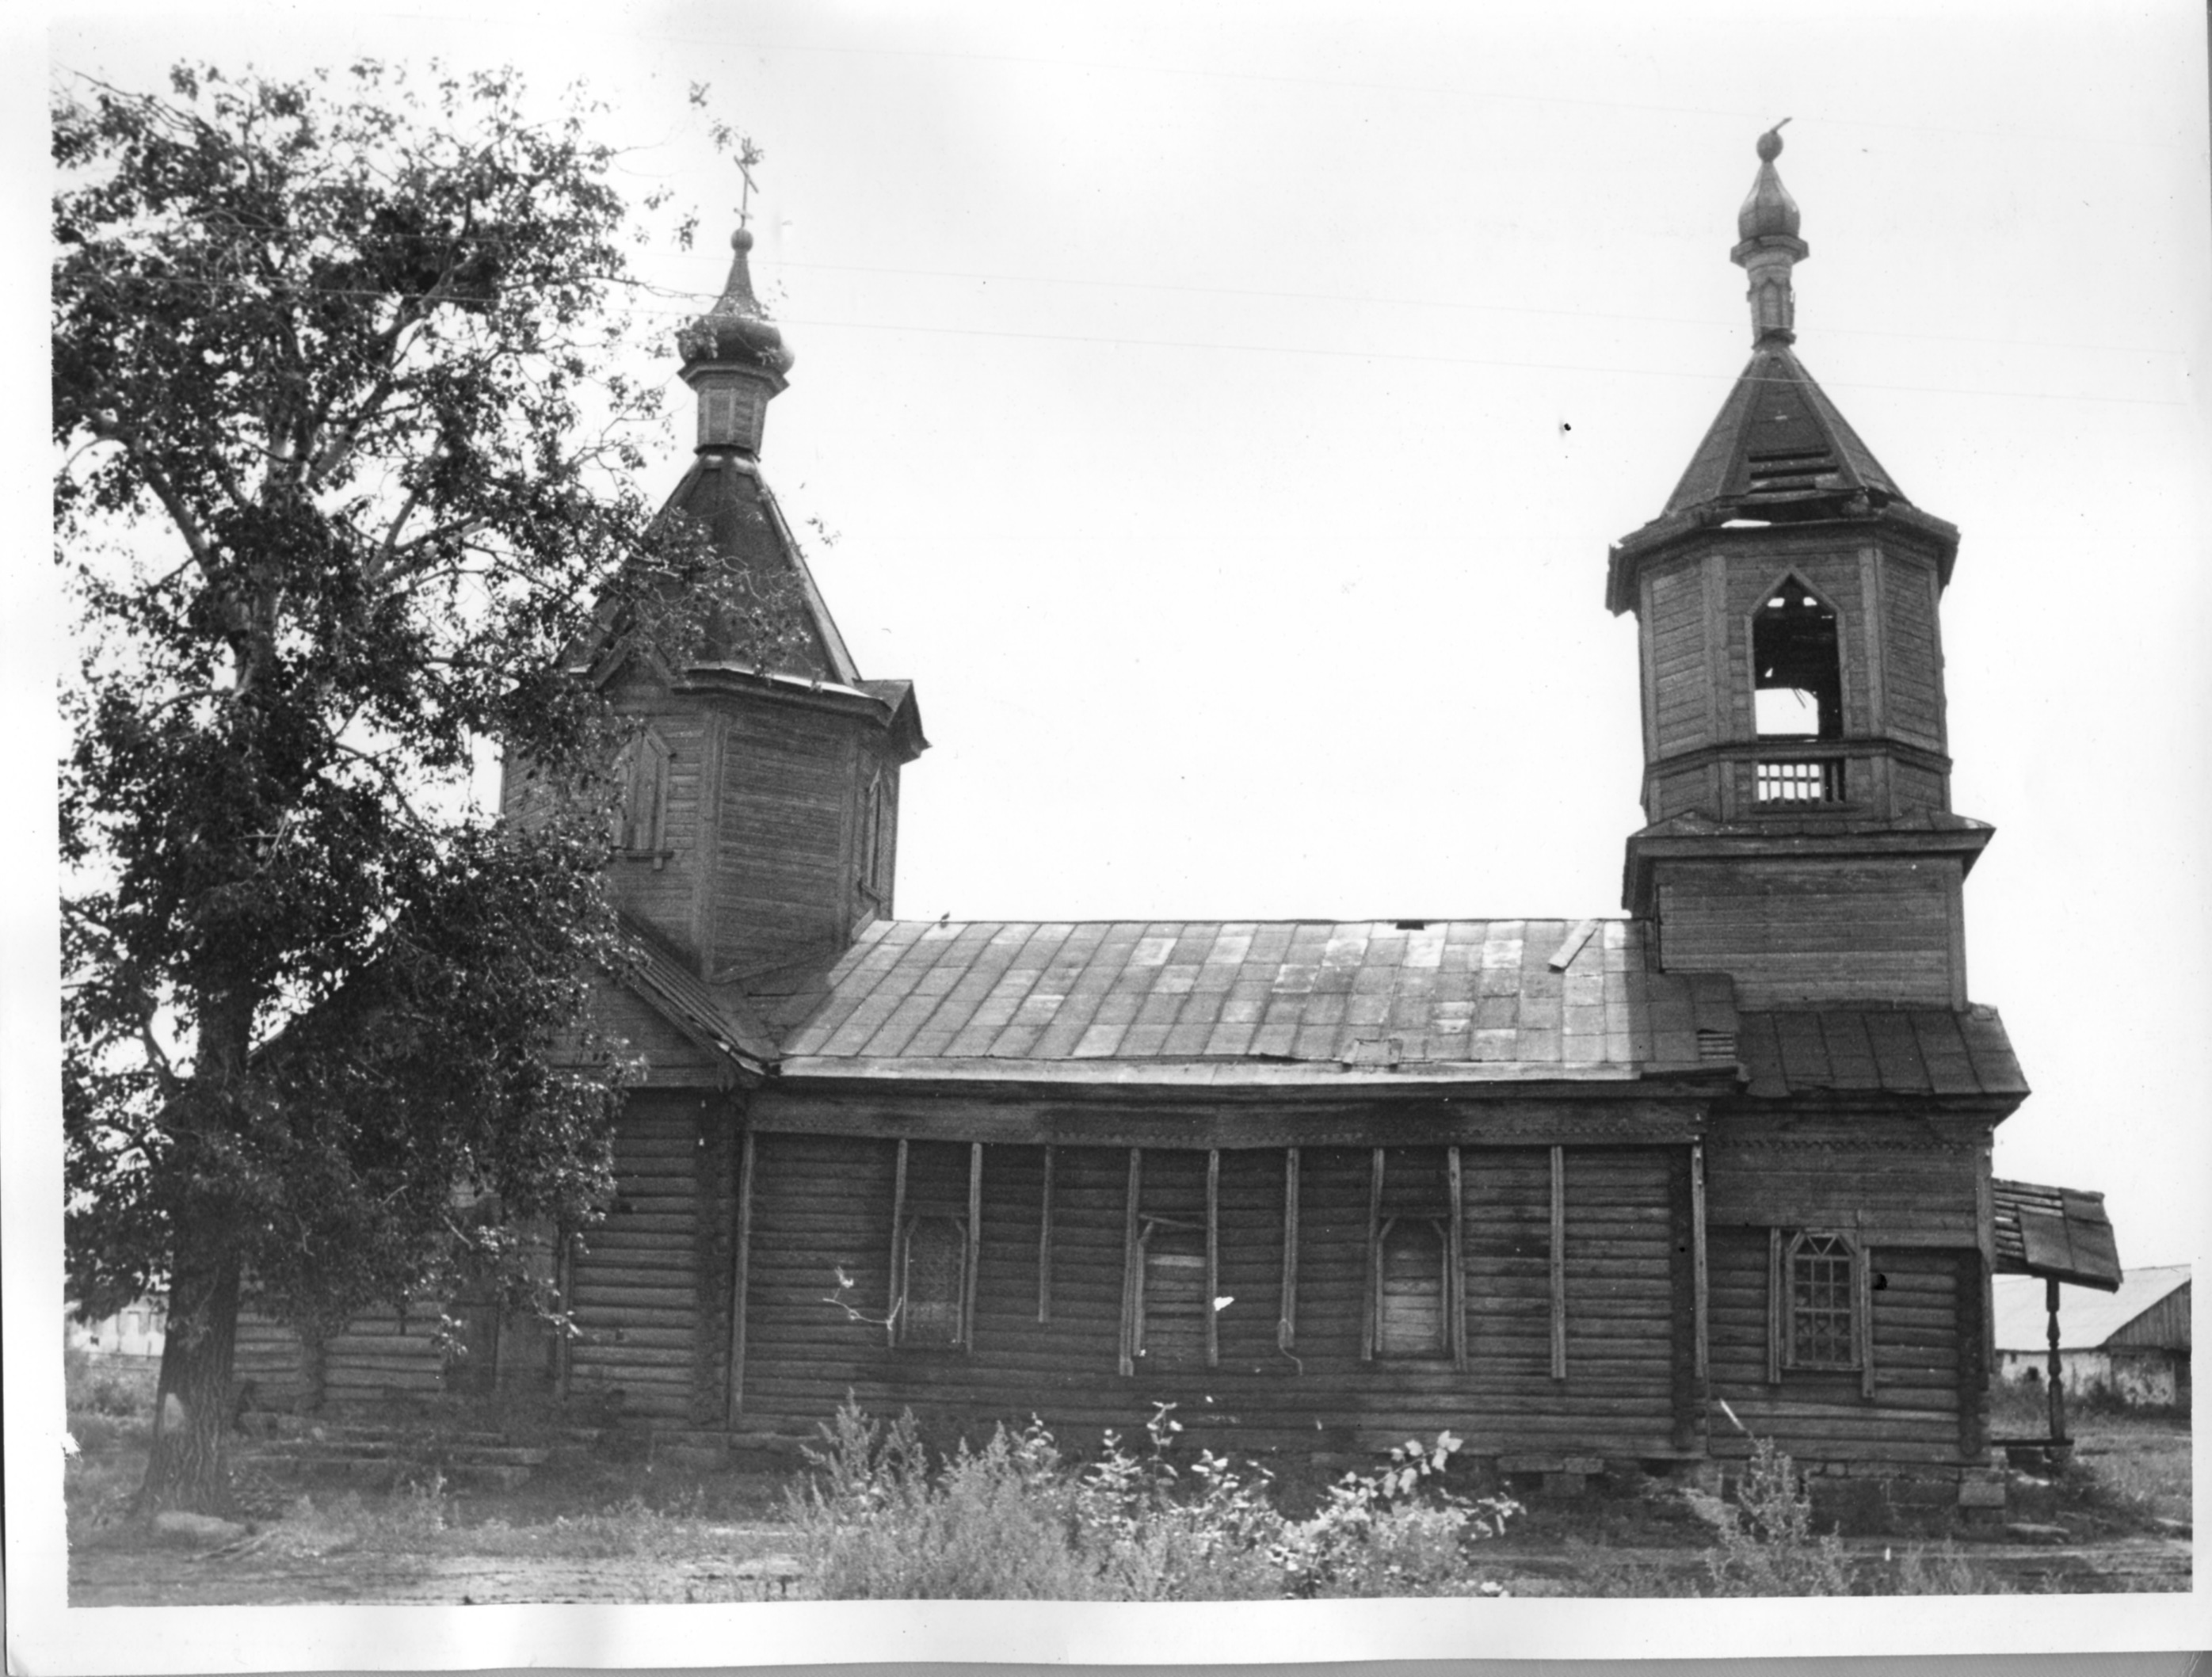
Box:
(785, 1397, 1518, 1600)
(1685, 1436, 1852, 1596)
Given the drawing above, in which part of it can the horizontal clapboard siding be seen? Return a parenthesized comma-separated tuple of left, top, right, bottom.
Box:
(1657, 859, 1958, 1007)
(1707, 1230, 1966, 1462)
(569, 1100, 703, 1420)
(736, 1137, 1685, 1457)
(323, 1304, 444, 1406)
(1880, 551, 1945, 752)
(233, 1309, 315, 1408)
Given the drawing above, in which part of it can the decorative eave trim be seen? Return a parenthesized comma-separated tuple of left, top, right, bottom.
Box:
(1623, 818, 1996, 916)
(774, 1054, 1738, 1093)
(1605, 502, 1962, 616)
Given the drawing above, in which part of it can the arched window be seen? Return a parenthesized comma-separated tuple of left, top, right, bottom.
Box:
(898, 1215, 967, 1347)
(1375, 1218, 1450, 1358)
(611, 728, 673, 865)
(1137, 1222, 1207, 1368)
(1752, 580, 1842, 740)
(1785, 1229, 1860, 1370)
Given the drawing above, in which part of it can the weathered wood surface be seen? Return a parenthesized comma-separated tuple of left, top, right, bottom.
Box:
(567, 1100, 706, 1420)
(734, 1137, 1684, 1457)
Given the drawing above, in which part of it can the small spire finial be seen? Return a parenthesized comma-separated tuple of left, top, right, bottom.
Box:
(1732, 122, 1808, 346)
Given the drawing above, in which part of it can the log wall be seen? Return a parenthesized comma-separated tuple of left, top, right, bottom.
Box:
(566, 1096, 707, 1422)
(735, 1135, 1687, 1458)
(1655, 856, 1963, 1008)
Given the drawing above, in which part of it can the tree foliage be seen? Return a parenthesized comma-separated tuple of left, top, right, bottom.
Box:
(53, 59, 731, 1499)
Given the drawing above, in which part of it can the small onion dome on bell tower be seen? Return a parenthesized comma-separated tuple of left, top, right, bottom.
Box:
(676, 227, 794, 455)
(1732, 122, 1808, 345)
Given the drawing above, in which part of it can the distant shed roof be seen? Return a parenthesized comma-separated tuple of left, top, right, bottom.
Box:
(776, 918, 1736, 1080)
(1993, 1265, 2191, 1353)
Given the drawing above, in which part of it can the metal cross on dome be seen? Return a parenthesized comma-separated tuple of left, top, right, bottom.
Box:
(735, 139, 765, 231)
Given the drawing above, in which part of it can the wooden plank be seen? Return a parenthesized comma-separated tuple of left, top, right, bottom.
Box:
(1691, 1140, 1709, 1387)
(1038, 1145, 1055, 1324)
(1279, 1147, 1300, 1355)
(1447, 1145, 1467, 1372)
(727, 1126, 755, 1424)
(887, 1138, 908, 1347)
(1550, 1144, 1566, 1382)
(1119, 1149, 1141, 1377)
(1547, 920, 1598, 972)
(1205, 1149, 1221, 1370)
(1361, 1148, 1384, 1363)
(1768, 1225, 1784, 1385)
(1856, 1218, 1876, 1401)
(964, 1142, 984, 1351)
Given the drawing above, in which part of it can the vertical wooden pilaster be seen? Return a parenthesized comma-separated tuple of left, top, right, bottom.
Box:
(1204, 1149, 1221, 1369)
(551, 1236, 573, 1405)
(1549, 1145, 1567, 1382)
(1119, 1148, 1142, 1377)
(963, 1142, 984, 1351)
(887, 1138, 909, 1347)
(1037, 1145, 1055, 1324)
(1446, 1145, 1467, 1372)
(694, 1100, 734, 1429)
(1855, 1214, 1876, 1400)
(726, 1126, 755, 1425)
(1767, 1226, 1785, 1385)
(2046, 1275, 2066, 1445)
(1360, 1148, 1384, 1362)
(1691, 1141, 1709, 1387)
(1277, 1147, 1300, 1355)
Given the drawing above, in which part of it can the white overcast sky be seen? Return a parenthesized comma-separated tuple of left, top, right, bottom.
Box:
(10, 1, 2212, 1666)
(32, 2, 2212, 1269)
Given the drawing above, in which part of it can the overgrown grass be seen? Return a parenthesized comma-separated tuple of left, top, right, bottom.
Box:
(784, 1399, 1518, 1600)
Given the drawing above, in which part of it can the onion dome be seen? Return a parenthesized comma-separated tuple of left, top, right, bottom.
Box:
(677, 227, 791, 456)
(1736, 124, 1802, 242)
(1730, 123, 1810, 348)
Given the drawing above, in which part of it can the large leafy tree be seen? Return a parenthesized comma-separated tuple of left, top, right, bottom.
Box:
(53, 62, 726, 1512)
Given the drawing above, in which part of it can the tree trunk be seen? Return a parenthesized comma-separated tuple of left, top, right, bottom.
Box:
(135, 1226, 242, 1516)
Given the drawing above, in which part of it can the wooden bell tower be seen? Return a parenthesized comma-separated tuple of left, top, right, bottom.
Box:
(1610, 129, 1993, 1008)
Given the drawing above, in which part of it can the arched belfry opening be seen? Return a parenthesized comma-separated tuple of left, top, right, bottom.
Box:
(1752, 578, 1841, 741)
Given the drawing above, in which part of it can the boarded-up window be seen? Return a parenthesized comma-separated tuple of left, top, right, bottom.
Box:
(612, 729, 672, 859)
(1786, 1230, 1859, 1370)
(1138, 1227, 1207, 1368)
(899, 1217, 966, 1347)
(1377, 1218, 1448, 1358)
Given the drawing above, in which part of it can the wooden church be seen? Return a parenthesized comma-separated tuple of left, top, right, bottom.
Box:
(245, 132, 2123, 1502)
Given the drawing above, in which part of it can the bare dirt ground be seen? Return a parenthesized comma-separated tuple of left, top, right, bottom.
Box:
(65, 1411, 2191, 1605)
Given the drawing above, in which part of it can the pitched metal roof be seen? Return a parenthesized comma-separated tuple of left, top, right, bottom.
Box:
(1992, 1176, 2124, 1291)
(612, 913, 780, 1075)
(1736, 1006, 2027, 1100)
(1664, 342, 1903, 518)
(1993, 1265, 2188, 1351)
(776, 918, 1737, 1080)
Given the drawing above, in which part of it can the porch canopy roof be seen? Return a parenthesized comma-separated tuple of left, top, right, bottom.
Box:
(1992, 1176, 2123, 1292)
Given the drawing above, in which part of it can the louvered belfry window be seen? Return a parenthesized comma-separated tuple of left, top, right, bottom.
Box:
(1787, 1231, 1857, 1369)
(899, 1216, 967, 1347)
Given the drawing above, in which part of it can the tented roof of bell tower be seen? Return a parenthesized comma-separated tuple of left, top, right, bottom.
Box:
(1663, 340, 1906, 520)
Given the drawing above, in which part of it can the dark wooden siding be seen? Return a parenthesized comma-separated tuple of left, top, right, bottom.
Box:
(1704, 1128, 1981, 1248)
(1657, 857, 1961, 1007)
(1707, 1232, 1966, 1462)
(322, 1305, 444, 1408)
(735, 1137, 1684, 1458)
(233, 1309, 316, 1409)
(714, 703, 863, 970)
(1647, 558, 1712, 758)
(1878, 551, 1945, 753)
(568, 1099, 704, 1421)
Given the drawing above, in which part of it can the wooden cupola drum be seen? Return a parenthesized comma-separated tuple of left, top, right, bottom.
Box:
(514, 223, 926, 984)
(1607, 128, 1993, 1008)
